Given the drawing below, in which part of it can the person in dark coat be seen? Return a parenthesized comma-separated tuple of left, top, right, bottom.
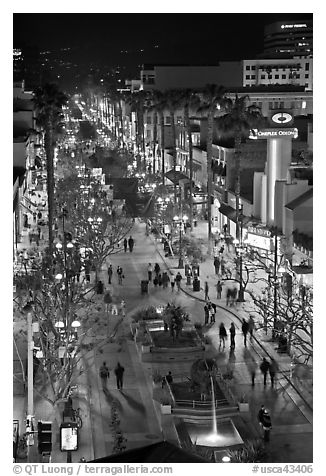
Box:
(260, 357, 270, 386)
(107, 264, 113, 284)
(114, 362, 125, 390)
(128, 236, 134, 252)
(258, 404, 265, 426)
(154, 263, 160, 277)
(204, 281, 209, 300)
(241, 319, 250, 346)
(204, 304, 209, 325)
(99, 361, 110, 387)
(226, 288, 231, 306)
(162, 272, 170, 289)
(269, 358, 279, 388)
(229, 322, 236, 348)
(261, 409, 272, 442)
(248, 315, 255, 340)
(147, 263, 153, 282)
(175, 272, 182, 291)
(153, 276, 158, 287)
(213, 256, 220, 275)
(219, 323, 227, 349)
(123, 238, 128, 252)
(216, 280, 223, 299)
(158, 274, 163, 286)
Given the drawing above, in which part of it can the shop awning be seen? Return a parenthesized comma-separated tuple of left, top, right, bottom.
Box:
(165, 169, 190, 184)
(219, 203, 251, 224)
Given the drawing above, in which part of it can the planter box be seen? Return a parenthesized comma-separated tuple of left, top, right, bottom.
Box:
(160, 404, 171, 415)
(238, 402, 249, 412)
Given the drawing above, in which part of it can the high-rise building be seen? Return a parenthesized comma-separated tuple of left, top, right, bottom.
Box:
(263, 20, 313, 57)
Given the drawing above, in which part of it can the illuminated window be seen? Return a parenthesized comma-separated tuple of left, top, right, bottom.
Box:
(165, 116, 171, 125)
(302, 101, 307, 109)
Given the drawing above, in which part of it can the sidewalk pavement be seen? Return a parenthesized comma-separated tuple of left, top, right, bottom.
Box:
(152, 219, 312, 408)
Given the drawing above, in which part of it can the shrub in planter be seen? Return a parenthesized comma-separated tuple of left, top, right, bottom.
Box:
(225, 439, 268, 463)
(131, 306, 160, 323)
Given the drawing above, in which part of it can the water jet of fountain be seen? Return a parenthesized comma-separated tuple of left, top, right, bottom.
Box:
(210, 375, 218, 436)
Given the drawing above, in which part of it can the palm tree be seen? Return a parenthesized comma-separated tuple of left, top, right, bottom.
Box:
(198, 84, 226, 251)
(165, 89, 182, 203)
(33, 83, 68, 255)
(126, 90, 148, 168)
(178, 89, 201, 230)
(216, 94, 263, 239)
(148, 90, 167, 184)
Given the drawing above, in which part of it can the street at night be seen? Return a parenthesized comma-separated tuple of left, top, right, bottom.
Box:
(11, 5, 315, 470)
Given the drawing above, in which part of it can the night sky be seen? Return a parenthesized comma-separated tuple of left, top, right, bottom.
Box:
(13, 13, 312, 74)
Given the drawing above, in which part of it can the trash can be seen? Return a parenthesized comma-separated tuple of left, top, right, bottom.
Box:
(141, 280, 149, 294)
(193, 277, 200, 292)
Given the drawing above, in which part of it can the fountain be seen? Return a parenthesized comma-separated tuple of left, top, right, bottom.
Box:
(184, 360, 243, 448)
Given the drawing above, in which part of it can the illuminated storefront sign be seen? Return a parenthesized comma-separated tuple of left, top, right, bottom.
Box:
(281, 24, 307, 29)
(252, 128, 298, 139)
(247, 232, 272, 251)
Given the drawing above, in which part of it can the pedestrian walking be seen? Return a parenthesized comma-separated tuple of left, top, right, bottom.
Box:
(99, 361, 110, 387)
(117, 266, 124, 285)
(33, 212, 37, 223)
(231, 287, 238, 306)
(269, 358, 279, 388)
(107, 264, 113, 284)
(242, 319, 249, 346)
(229, 322, 236, 348)
(162, 271, 170, 289)
(219, 323, 227, 349)
(247, 356, 258, 386)
(120, 300, 126, 318)
(170, 275, 175, 292)
(213, 256, 220, 275)
(204, 304, 209, 325)
(204, 280, 209, 300)
(261, 409, 272, 442)
(220, 258, 226, 276)
(154, 262, 160, 277)
(147, 263, 153, 282)
(226, 288, 231, 306)
(123, 238, 128, 253)
(158, 273, 163, 287)
(153, 276, 159, 287)
(128, 236, 134, 252)
(104, 291, 112, 313)
(258, 404, 265, 426)
(216, 280, 223, 299)
(211, 302, 216, 322)
(260, 357, 270, 386)
(175, 272, 182, 291)
(114, 362, 125, 390)
(219, 245, 225, 255)
(248, 315, 255, 340)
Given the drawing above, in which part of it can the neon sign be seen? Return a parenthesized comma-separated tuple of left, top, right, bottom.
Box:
(281, 24, 307, 29)
(252, 128, 298, 139)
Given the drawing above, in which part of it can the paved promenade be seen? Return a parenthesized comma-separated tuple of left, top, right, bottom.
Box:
(13, 219, 313, 463)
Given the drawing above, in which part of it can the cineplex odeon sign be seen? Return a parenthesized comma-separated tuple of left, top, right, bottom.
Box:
(255, 128, 298, 139)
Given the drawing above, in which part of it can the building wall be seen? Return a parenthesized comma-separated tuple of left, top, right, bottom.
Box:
(263, 20, 313, 56)
(13, 141, 26, 168)
(142, 64, 243, 91)
(242, 58, 313, 90)
(239, 91, 313, 117)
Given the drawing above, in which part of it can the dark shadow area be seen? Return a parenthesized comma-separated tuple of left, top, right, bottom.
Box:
(118, 391, 146, 414)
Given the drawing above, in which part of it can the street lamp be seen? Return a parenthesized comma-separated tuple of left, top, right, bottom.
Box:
(173, 214, 188, 269)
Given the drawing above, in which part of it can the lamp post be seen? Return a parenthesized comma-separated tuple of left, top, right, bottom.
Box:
(233, 204, 247, 302)
(173, 213, 188, 269)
